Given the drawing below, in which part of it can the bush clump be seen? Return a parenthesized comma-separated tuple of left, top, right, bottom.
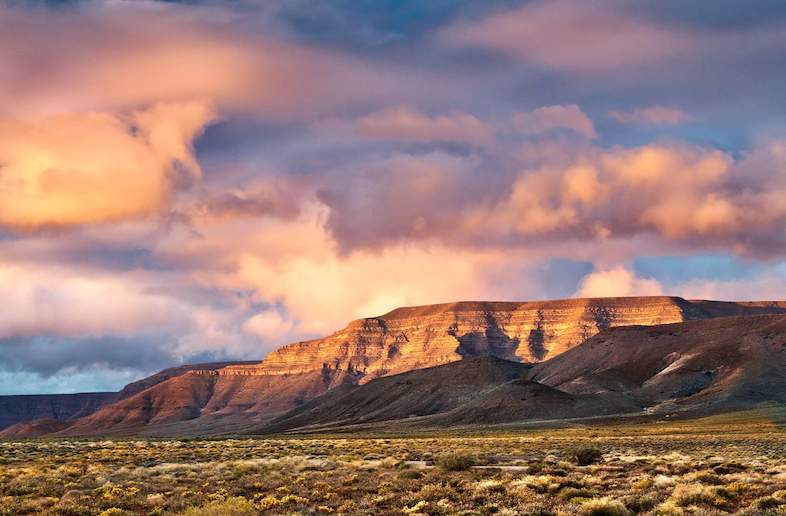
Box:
(571, 445, 604, 466)
(435, 453, 475, 471)
(579, 497, 632, 516)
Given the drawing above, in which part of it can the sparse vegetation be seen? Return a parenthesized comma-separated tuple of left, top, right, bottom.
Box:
(2, 412, 786, 514)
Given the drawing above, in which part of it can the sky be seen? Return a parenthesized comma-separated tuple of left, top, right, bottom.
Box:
(2, 0, 786, 394)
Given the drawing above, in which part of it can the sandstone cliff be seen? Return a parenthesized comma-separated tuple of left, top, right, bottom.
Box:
(219, 297, 786, 383)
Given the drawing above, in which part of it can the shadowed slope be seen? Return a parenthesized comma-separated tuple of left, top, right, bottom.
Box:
(260, 357, 531, 433)
(0, 418, 72, 438)
(529, 314, 786, 413)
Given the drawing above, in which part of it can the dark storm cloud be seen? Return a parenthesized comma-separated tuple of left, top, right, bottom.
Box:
(0, 335, 174, 377)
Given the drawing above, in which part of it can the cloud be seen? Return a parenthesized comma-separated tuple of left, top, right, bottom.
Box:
(513, 105, 597, 139)
(0, 100, 215, 229)
(0, 262, 191, 339)
(444, 1, 694, 73)
(672, 274, 786, 302)
(317, 151, 494, 250)
(576, 266, 663, 298)
(609, 106, 691, 125)
(198, 176, 309, 221)
(0, 335, 173, 379)
(155, 202, 546, 337)
(356, 106, 494, 145)
(243, 310, 299, 346)
(0, 2, 366, 118)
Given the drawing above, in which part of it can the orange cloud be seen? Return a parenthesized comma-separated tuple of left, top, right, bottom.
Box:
(0, 100, 215, 229)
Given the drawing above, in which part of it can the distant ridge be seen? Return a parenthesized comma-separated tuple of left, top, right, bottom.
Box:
(0, 392, 117, 431)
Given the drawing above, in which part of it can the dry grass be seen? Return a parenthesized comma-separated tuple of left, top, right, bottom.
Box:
(2, 413, 786, 514)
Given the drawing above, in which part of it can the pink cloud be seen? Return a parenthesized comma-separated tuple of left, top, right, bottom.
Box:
(0, 2, 390, 119)
(356, 106, 494, 145)
(444, 0, 695, 73)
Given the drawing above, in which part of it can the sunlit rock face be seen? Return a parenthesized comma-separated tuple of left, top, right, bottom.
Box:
(219, 297, 786, 383)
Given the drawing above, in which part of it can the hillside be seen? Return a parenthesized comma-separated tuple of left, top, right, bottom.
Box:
(529, 313, 786, 412)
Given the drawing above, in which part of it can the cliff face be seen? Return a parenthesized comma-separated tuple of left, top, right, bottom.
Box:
(220, 297, 786, 384)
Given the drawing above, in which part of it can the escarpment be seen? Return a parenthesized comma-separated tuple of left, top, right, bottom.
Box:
(216, 297, 786, 384)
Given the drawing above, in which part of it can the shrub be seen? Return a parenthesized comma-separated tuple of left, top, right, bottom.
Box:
(669, 483, 723, 507)
(473, 479, 506, 495)
(571, 445, 604, 466)
(98, 510, 126, 516)
(181, 497, 257, 516)
(435, 453, 475, 472)
(623, 493, 655, 513)
(579, 497, 632, 516)
(754, 496, 783, 510)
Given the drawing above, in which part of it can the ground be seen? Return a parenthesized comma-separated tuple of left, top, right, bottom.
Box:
(3, 410, 786, 515)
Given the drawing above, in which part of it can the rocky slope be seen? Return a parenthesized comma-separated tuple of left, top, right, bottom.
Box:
(6, 296, 786, 437)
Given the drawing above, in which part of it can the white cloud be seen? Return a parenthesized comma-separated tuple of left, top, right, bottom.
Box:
(576, 266, 663, 298)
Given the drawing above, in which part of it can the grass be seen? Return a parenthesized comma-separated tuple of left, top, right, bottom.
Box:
(2, 414, 786, 514)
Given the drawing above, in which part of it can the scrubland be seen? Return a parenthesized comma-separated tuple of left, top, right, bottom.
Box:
(2, 411, 786, 515)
